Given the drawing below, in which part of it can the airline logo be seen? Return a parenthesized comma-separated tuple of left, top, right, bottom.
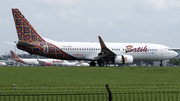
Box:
(121, 57, 127, 62)
(126, 45, 148, 52)
(53, 60, 62, 63)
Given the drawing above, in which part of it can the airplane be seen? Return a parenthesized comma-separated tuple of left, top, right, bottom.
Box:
(10, 50, 39, 65)
(0, 62, 7, 66)
(11, 8, 178, 67)
(37, 59, 89, 66)
(10, 50, 88, 66)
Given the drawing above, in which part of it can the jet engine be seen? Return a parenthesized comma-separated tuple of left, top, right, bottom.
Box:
(114, 55, 133, 64)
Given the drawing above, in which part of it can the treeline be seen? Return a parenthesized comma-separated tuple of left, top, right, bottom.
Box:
(169, 58, 180, 66)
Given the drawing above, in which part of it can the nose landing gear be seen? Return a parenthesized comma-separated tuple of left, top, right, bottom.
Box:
(160, 61, 163, 67)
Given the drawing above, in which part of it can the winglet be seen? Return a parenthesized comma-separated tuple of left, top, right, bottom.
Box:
(37, 59, 46, 65)
(96, 36, 116, 60)
(98, 36, 108, 49)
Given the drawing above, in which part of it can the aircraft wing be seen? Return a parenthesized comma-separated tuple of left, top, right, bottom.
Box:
(37, 59, 46, 65)
(95, 36, 116, 61)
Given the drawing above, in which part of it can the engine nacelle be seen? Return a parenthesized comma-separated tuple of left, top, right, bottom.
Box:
(45, 63, 52, 66)
(114, 55, 133, 64)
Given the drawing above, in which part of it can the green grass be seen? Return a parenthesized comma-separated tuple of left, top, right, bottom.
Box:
(0, 66, 180, 101)
(0, 66, 180, 85)
(0, 66, 180, 94)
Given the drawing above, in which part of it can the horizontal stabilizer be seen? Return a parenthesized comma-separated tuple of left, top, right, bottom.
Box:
(4, 41, 16, 45)
(17, 41, 35, 47)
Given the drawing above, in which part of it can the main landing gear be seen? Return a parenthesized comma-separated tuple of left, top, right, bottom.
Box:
(89, 61, 105, 67)
(97, 60, 104, 67)
(90, 61, 96, 66)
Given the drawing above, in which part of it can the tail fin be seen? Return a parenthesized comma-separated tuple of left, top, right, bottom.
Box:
(10, 50, 27, 64)
(12, 8, 46, 43)
(10, 50, 20, 59)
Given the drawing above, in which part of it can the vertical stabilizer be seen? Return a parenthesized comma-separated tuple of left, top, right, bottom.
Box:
(11, 8, 77, 60)
(10, 50, 20, 59)
(12, 8, 45, 43)
(10, 50, 26, 64)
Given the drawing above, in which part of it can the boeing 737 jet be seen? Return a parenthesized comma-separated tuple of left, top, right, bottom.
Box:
(10, 50, 88, 66)
(11, 8, 178, 66)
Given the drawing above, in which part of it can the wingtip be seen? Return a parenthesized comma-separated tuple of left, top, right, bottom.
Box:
(98, 36, 107, 49)
(98, 36, 102, 40)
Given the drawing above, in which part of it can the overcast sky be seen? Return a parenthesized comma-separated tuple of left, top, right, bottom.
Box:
(1, 0, 180, 55)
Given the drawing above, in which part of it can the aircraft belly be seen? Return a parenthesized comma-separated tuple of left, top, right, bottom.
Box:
(23, 59, 38, 64)
(131, 53, 143, 60)
(143, 52, 158, 61)
(66, 51, 97, 60)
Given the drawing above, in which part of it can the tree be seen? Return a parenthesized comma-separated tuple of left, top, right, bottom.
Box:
(0, 56, 3, 60)
(169, 58, 180, 66)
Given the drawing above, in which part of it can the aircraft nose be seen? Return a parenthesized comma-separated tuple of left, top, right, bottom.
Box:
(174, 51, 178, 57)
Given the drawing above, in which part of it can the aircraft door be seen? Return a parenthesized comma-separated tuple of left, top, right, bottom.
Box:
(43, 45, 48, 53)
(161, 48, 164, 55)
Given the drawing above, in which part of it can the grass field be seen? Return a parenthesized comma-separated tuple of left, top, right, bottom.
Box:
(0, 66, 180, 101)
(0, 66, 180, 86)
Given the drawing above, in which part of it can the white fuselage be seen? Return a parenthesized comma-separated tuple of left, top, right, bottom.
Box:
(23, 59, 39, 64)
(14, 58, 88, 66)
(38, 59, 63, 65)
(50, 41, 177, 61)
(14, 58, 39, 65)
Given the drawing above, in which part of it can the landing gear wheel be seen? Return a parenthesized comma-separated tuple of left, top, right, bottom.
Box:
(90, 61, 96, 66)
(98, 61, 104, 67)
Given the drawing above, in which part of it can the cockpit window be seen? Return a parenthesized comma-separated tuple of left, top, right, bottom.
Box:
(168, 49, 172, 51)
